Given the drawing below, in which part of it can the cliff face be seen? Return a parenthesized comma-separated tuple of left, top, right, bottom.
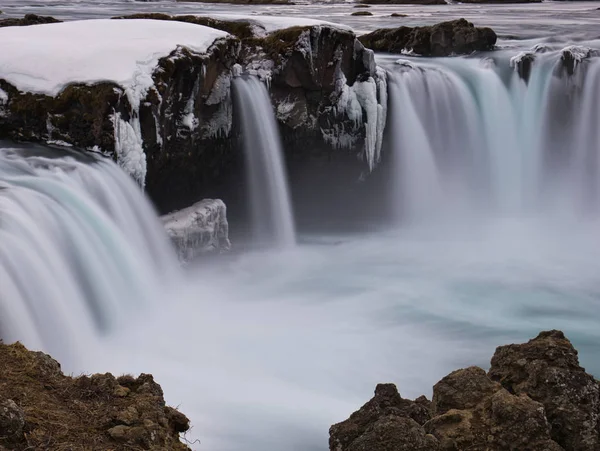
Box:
(0, 16, 388, 227)
(329, 330, 599, 451)
(0, 341, 191, 451)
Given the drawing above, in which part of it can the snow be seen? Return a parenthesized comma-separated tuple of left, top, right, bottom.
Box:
(161, 199, 231, 262)
(0, 19, 230, 97)
(181, 14, 352, 37)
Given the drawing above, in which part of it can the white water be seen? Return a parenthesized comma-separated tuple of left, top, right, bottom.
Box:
(2, 50, 600, 451)
(385, 50, 600, 221)
(233, 76, 296, 247)
(0, 145, 177, 363)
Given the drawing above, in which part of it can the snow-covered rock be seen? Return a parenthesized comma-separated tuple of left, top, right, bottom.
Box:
(161, 199, 231, 262)
(0, 19, 229, 97)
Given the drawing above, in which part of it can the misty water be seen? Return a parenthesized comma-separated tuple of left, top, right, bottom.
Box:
(1, 1, 600, 451)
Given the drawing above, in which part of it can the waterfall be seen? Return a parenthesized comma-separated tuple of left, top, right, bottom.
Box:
(232, 76, 296, 248)
(0, 144, 178, 364)
(385, 50, 600, 221)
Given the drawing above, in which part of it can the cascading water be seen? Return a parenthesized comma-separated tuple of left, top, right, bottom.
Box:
(232, 76, 296, 247)
(0, 144, 178, 364)
(385, 49, 600, 221)
(2, 43, 600, 451)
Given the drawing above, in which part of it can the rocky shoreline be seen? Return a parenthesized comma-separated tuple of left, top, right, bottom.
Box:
(2, 331, 596, 450)
(330, 330, 599, 451)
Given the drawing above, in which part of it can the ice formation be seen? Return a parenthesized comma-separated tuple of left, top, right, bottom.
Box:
(161, 199, 231, 262)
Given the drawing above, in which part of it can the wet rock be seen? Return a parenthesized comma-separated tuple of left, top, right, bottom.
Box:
(489, 330, 600, 450)
(558, 46, 597, 76)
(391, 13, 408, 17)
(359, 18, 497, 56)
(352, 11, 373, 15)
(511, 51, 536, 83)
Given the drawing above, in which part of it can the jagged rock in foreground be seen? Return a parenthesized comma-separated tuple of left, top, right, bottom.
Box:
(359, 18, 497, 56)
(162, 198, 231, 261)
(0, 342, 191, 450)
(330, 330, 597, 451)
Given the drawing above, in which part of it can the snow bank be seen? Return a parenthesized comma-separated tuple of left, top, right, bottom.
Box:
(0, 19, 229, 97)
(161, 199, 231, 262)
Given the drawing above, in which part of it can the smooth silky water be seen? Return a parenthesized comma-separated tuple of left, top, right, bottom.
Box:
(1, 8, 600, 451)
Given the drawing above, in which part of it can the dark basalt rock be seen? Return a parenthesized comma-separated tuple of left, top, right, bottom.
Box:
(330, 331, 597, 451)
(359, 18, 497, 56)
(0, 14, 61, 28)
(352, 11, 374, 15)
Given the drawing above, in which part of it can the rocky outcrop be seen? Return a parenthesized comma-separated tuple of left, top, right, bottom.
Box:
(0, 16, 387, 229)
(359, 19, 497, 56)
(330, 330, 598, 451)
(162, 198, 231, 261)
(0, 14, 61, 28)
(0, 341, 190, 450)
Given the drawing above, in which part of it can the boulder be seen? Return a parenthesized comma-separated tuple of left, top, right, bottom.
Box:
(161, 198, 231, 261)
(489, 330, 600, 451)
(331, 331, 597, 451)
(359, 19, 497, 56)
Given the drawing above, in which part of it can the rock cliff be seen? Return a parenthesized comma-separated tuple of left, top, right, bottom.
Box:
(330, 330, 599, 451)
(0, 15, 387, 227)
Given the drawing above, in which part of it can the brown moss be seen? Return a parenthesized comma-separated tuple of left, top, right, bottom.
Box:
(0, 341, 191, 450)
